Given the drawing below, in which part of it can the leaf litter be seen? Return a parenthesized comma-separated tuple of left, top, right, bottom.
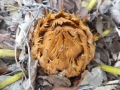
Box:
(0, 0, 120, 90)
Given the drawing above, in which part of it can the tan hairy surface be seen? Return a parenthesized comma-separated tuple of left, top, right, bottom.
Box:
(31, 10, 95, 77)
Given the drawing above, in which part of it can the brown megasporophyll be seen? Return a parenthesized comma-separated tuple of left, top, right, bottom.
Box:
(31, 10, 95, 78)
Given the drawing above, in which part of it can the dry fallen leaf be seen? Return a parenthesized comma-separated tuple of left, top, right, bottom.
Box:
(94, 85, 120, 90)
(7, 23, 19, 31)
(35, 0, 42, 3)
(22, 60, 38, 90)
(0, 42, 13, 49)
(99, 0, 112, 14)
(0, 33, 10, 41)
(38, 75, 71, 87)
(77, 7, 89, 19)
(0, 63, 7, 75)
(0, 68, 8, 74)
(96, 46, 109, 64)
(96, 15, 103, 35)
(109, 37, 120, 54)
(49, 0, 80, 13)
(44, 85, 53, 90)
(75, 70, 88, 89)
(52, 86, 75, 90)
(78, 67, 104, 89)
(63, 0, 81, 13)
(114, 61, 120, 68)
(48, 0, 58, 10)
(110, 4, 120, 25)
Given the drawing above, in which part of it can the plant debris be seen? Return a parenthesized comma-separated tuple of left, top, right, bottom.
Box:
(1, 0, 120, 90)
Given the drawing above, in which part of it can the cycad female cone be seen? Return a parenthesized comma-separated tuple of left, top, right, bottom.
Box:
(31, 10, 95, 77)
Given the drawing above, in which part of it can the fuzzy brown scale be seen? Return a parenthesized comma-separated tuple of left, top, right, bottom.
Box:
(31, 10, 95, 77)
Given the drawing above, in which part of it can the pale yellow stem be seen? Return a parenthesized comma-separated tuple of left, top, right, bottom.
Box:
(0, 71, 27, 89)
